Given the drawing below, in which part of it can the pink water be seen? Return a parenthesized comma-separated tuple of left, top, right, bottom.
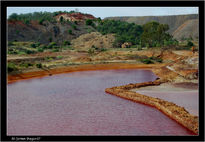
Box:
(7, 69, 195, 135)
(135, 90, 198, 116)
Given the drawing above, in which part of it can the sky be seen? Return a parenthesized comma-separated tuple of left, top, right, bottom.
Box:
(7, 7, 198, 19)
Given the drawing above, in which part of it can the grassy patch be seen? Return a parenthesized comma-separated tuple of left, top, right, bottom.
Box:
(7, 63, 18, 72)
(57, 55, 63, 59)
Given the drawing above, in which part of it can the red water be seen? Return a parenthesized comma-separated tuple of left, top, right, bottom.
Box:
(7, 69, 195, 135)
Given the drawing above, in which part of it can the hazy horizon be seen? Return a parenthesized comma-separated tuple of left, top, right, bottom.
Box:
(7, 7, 198, 19)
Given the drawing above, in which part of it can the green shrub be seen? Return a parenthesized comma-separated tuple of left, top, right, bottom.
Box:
(156, 43, 161, 47)
(57, 55, 63, 59)
(24, 19, 30, 25)
(91, 45, 98, 50)
(50, 42, 57, 46)
(72, 25, 77, 30)
(86, 19, 93, 25)
(64, 41, 71, 45)
(60, 16, 64, 23)
(68, 29, 72, 34)
(40, 45, 47, 49)
(53, 46, 60, 49)
(30, 43, 36, 48)
(156, 58, 163, 63)
(44, 57, 53, 61)
(49, 37, 52, 42)
(16, 30, 20, 34)
(25, 50, 35, 54)
(17, 51, 26, 55)
(52, 49, 59, 52)
(36, 42, 40, 47)
(7, 63, 18, 72)
(148, 56, 163, 63)
(36, 63, 42, 68)
(37, 48, 44, 52)
(39, 19, 44, 25)
(87, 29, 93, 33)
(20, 63, 33, 68)
(99, 48, 107, 52)
(48, 42, 57, 49)
(141, 59, 154, 64)
(187, 41, 194, 47)
(129, 45, 137, 48)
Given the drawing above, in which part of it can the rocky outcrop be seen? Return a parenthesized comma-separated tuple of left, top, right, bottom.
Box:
(105, 80, 198, 134)
(55, 12, 96, 22)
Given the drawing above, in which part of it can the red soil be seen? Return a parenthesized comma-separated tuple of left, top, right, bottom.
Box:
(7, 63, 162, 84)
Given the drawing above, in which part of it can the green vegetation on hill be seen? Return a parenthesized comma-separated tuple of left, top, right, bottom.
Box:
(9, 12, 57, 24)
(97, 20, 143, 46)
(141, 21, 178, 47)
(96, 19, 177, 48)
(8, 10, 85, 24)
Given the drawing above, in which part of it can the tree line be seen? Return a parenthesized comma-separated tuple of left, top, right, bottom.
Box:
(8, 10, 80, 25)
(96, 19, 178, 48)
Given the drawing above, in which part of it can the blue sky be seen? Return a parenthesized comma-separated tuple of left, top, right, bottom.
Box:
(7, 7, 198, 19)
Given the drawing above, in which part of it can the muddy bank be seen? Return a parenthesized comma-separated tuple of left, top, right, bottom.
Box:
(105, 80, 198, 134)
(7, 63, 163, 84)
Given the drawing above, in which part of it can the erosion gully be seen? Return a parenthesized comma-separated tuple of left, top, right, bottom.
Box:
(7, 69, 195, 135)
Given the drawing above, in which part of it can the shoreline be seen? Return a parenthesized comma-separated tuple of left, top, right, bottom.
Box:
(105, 80, 198, 134)
(7, 63, 163, 84)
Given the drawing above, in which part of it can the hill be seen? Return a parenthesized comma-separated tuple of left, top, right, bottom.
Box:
(105, 14, 199, 40)
(7, 12, 97, 45)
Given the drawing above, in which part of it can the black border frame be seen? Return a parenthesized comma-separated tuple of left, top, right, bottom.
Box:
(1, 1, 204, 141)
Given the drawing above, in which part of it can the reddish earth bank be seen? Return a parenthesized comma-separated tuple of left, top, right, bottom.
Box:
(7, 69, 195, 135)
(135, 89, 198, 116)
(7, 63, 162, 84)
(105, 80, 198, 134)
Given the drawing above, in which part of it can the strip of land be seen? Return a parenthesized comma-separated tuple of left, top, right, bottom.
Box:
(105, 80, 198, 134)
(7, 63, 164, 84)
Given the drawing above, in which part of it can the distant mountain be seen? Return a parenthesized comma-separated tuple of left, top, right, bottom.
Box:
(105, 14, 199, 40)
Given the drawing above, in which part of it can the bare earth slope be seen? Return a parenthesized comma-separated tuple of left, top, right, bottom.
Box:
(172, 19, 199, 40)
(71, 32, 116, 50)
